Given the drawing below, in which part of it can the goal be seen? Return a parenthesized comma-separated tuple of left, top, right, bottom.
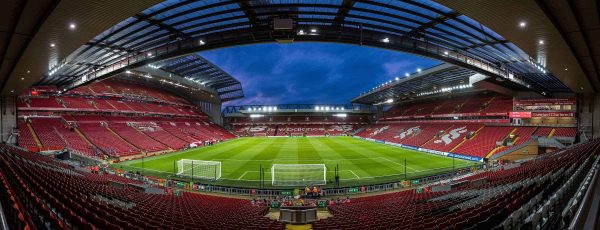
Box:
(176, 159, 221, 180)
(271, 164, 326, 186)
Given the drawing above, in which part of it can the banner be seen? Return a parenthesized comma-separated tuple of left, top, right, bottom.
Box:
(447, 153, 483, 162)
(514, 98, 575, 106)
(531, 112, 575, 117)
(509, 111, 532, 118)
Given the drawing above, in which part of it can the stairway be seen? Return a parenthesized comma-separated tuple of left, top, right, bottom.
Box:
(26, 122, 43, 149)
(74, 128, 96, 147)
(548, 128, 556, 138)
(105, 126, 141, 152)
(450, 125, 484, 152)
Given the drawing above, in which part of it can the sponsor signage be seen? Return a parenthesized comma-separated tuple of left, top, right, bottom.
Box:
(402, 145, 418, 151)
(418, 148, 449, 157)
(514, 98, 576, 106)
(447, 153, 483, 162)
(509, 111, 532, 118)
(531, 112, 575, 117)
(380, 119, 510, 124)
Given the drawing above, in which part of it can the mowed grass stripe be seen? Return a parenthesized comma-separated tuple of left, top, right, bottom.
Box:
(310, 137, 380, 178)
(306, 138, 360, 181)
(224, 138, 281, 180)
(112, 137, 481, 188)
(329, 137, 420, 172)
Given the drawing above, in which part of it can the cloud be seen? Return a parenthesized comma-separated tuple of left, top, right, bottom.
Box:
(200, 43, 440, 106)
(383, 60, 417, 76)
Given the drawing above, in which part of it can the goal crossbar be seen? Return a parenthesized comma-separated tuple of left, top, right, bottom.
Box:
(271, 164, 326, 186)
(177, 159, 221, 180)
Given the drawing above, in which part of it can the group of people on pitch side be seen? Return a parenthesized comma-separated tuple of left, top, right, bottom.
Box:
(304, 184, 323, 199)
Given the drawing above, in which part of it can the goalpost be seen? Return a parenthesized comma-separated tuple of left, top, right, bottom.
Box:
(271, 164, 327, 186)
(177, 159, 221, 180)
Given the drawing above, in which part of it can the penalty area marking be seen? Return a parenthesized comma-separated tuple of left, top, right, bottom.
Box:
(348, 170, 360, 179)
(237, 171, 250, 180)
(381, 157, 419, 171)
(236, 170, 361, 180)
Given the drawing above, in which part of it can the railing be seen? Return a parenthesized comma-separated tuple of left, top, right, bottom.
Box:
(0, 200, 9, 230)
(490, 138, 536, 160)
(568, 158, 600, 230)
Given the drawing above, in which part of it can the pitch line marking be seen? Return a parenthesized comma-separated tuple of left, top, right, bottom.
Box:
(348, 170, 360, 179)
(381, 157, 419, 171)
(238, 171, 250, 180)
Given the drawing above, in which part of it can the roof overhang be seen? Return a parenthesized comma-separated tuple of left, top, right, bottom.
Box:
(435, 0, 597, 93)
(1, 0, 162, 96)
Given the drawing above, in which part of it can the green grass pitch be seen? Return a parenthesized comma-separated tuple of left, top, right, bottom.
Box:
(112, 137, 476, 188)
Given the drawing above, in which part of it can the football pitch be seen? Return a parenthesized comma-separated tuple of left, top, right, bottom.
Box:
(112, 137, 477, 188)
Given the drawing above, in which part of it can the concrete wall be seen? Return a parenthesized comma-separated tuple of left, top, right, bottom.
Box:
(578, 93, 600, 139)
(499, 142, 539, 162)
(0, 97, 18, 144)
(195, 100, 222, 126)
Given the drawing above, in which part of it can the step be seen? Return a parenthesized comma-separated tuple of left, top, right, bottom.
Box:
(26, 122, 44, 149)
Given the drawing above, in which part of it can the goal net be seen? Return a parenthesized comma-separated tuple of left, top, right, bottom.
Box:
(271, 164, 326, 186)
(176, 159, 221, 180)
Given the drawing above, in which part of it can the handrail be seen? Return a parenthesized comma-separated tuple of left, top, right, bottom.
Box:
(0, 200, 9, 230)
(569, 161, 600, 230)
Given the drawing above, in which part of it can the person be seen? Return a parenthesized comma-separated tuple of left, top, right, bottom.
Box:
(312, 186, 319, 199)
(305, 186, 311, 197)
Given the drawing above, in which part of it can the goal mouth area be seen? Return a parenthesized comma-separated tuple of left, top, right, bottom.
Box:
(176, 159, 222, 180)
(271, 164, 327, 186)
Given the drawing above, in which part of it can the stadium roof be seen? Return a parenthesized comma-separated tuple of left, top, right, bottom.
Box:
(151, 54, 243, 102)
(2, 0, 597, 96)
(352, 63, 481, 104)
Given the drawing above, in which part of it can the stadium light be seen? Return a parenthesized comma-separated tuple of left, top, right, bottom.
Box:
(199, 40, 206, 45)
(250, 114, 264, 118)
(519, 21, 527, 28)
(334, 113, 347, 117)
(50, 43, 56, 47)
(315, 106, 319, 111)
(444, 51, 449, 56)
(405, 73, 409, 77)
(382, 37, 390, 43)
(417, 68, 422, 73)
(125, 70, 131, 74)
(395, 77, 399, 81)
(298, 30, 306, 35)
(386, 99, 394, 103)
(69, 23, 76, 30)
(310, 28, 317, 33)
(538, 40, 544, 45)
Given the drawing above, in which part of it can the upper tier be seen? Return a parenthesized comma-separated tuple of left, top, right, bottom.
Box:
(18, 79, 205, 118)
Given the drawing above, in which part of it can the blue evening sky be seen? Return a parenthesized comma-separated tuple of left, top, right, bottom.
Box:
(200, 43, 440, 106)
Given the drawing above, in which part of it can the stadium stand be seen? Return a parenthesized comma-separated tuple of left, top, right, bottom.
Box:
(313, 139, 600, 230)
(17, 78, 235, 159)
(451, 126, 516, 158)
(0, 144, 284, 230)
(17, 119, 38, 151)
